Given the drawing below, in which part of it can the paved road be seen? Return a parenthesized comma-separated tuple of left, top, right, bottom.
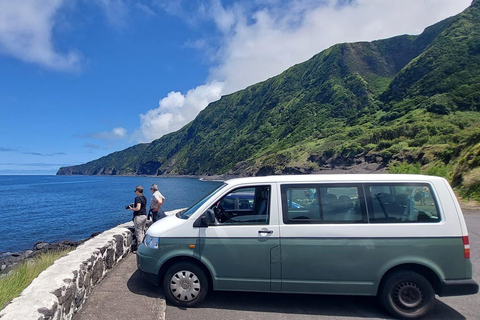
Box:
(75, 253, 165, 320)
(165, 206, 480, 320)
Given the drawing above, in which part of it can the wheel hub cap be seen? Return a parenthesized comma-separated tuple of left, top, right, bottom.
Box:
(170, 270, 201, 302)
(394, 281, 423, 309)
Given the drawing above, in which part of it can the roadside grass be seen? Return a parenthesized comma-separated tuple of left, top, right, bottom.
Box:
(0, 249, 72, 310)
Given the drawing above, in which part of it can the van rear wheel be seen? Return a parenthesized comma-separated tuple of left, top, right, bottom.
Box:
(379, 271, 435, 319)
(163, 262, 208, 307)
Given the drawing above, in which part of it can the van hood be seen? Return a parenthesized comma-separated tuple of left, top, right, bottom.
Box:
(145, 214, 187, 237)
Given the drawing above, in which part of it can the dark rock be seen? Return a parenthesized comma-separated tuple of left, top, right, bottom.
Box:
(63, 282, 75, 314)
(59, 240, 76, 247)
(282, 167, 312, 175)
(255, 166, 275, 176)
(3, 254, 24, 269)
(0, 252, 11, 259)
(33, 242, 49, 251)
(105, 247, 115, 269)
(52, 288, 62, 298)
(37, 301, 58, 319)
(85, 256, 95, 271)
(90, 231, 101, 238)
(98, 245, 107, 255)
(77, 267, 86, 288)
(24, 250, 33, 258)
(114, 235, 124, 259)
(138, 161, 162, 175)
(75, 290, 85, 308)
(91, 259, 104, 285)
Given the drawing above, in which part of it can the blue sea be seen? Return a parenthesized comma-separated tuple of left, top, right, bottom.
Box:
(0, 175, 222, 254)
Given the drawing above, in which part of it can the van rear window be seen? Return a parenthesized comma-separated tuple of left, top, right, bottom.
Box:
(365, 183, 440, 223)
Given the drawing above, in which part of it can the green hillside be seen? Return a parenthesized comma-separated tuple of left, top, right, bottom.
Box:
(58, 0, 480, 199)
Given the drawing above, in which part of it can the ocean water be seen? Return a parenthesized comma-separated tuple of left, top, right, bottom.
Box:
(0, 175, 222, 254)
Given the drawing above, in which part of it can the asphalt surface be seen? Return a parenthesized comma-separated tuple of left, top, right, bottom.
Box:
(75, 253, 165, 320)
(75, 202, 480, 320)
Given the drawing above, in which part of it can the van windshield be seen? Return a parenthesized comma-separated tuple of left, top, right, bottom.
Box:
(179, 183, 227, 219)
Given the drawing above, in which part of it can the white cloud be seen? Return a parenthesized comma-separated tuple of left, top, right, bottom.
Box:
(135, 3, 156, 17)
(209, 0, 236, 35)
(137, 0, 471, 142)
(92, 127, 127, 140)
(139, 81, 224, 141)
(112, 127, 127, 137)
(96, 0, 129, 29)
(0, 0, 131, 71)
(0, 0, 81, 72)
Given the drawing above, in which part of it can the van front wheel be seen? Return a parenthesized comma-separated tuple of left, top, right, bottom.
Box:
(163, 262, 208, 307)
(379, 271, 435, 319)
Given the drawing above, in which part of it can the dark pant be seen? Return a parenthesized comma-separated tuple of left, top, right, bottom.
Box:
(152, 208, 166, 222)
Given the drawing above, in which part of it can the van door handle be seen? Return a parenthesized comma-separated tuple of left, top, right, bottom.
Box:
(258, 229, 273, 234)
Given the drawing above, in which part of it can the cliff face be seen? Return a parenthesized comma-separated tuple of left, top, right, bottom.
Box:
(58, 1, 480, 184)
(57, 143, 149, 176)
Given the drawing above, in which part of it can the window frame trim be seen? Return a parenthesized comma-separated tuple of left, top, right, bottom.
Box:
(280, 183, 367, 224)
(364, 182, 442, 224)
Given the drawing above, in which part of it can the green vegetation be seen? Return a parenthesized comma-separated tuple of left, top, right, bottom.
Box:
(459, 167, 480, 200)
(0, 250, 71, 310)
(57, 1, 480, 201)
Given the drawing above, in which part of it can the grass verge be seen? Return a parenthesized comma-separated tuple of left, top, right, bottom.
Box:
(0, 249, 72, 310)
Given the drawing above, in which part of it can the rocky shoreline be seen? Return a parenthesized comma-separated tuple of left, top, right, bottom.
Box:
(0, 232, 102, 276)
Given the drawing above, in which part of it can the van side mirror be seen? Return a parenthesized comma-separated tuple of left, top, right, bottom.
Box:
(193, 209, 217, 227)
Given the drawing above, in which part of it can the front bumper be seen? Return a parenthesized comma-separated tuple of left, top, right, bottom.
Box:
(136, 245, 161, 285)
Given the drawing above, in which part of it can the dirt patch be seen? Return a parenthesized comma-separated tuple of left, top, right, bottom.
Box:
(458, 197, 480, 211)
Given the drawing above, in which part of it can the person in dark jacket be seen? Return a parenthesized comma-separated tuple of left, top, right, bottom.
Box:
(127, 185, 147, 253)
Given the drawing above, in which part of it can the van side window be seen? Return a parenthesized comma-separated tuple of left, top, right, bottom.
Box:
(366, 183, 440, 223)
(281, 184, 365, 224)
(211, 186, 270, 225)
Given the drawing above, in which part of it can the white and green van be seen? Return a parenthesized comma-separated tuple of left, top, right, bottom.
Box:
(136, 174, 478, 319)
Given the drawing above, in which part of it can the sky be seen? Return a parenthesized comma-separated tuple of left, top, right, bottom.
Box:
(0, 0, 473, 175)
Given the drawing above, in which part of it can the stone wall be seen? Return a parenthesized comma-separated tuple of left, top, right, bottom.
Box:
(0, 221, 135, 320)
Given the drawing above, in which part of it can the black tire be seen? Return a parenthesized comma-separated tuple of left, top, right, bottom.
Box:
(163, 262, 209, 307)
(379, 271, 435, 319)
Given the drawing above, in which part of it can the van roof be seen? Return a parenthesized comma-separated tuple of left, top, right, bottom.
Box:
(224, 174, 445, 185)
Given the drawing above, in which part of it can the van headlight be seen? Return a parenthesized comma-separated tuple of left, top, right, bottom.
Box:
(144, 234, 159, 249)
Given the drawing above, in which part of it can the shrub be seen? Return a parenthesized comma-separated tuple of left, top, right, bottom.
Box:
(363, 143, 377, 153)
(459, 168, 480, 202)
(424, 163, 452, 179)
(339, 142, 363, 158)
(424, 93, 455, 115)
(463, 168, 480, 190)
(389, 162, 422, 174)
(387, 141, 409, 154)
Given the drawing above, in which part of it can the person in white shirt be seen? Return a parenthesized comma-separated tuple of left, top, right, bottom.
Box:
(148, 183, 166, 222)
